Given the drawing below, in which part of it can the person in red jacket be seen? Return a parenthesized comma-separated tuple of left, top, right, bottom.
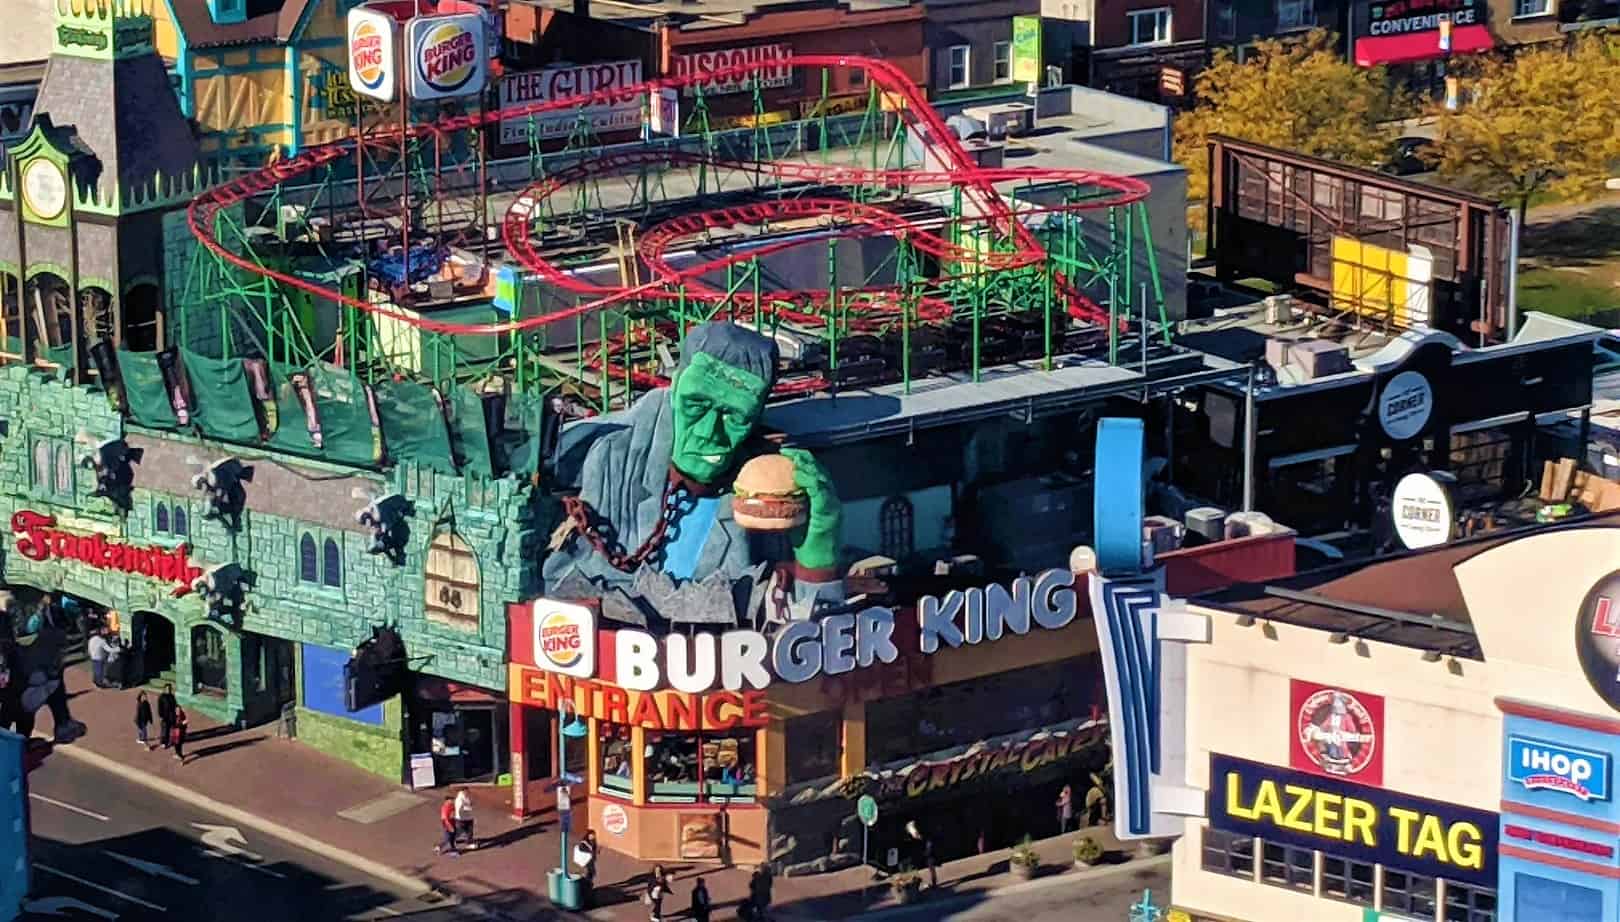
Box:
(434, 794, 459, 857)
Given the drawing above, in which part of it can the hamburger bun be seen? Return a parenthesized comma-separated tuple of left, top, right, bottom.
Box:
(734, 454, 808, 532)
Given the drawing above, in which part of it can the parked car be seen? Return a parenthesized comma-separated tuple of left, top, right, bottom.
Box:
(1381, 137, 1436, 176)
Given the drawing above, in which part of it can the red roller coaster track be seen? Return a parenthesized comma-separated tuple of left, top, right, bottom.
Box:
(186, 54, 1151, 345)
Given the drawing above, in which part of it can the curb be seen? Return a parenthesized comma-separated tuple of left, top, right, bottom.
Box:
(779, 854, 1172, 921)
(48, 740, 450, 903)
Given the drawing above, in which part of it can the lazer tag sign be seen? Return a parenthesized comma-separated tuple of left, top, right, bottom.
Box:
(1210, 753, 1497, 886)
(1508, 737, 1611, 802)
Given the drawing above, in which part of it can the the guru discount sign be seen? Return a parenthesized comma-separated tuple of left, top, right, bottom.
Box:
(405, 13, 487, 101)
(499, 61, 644, 145)
(672, 44, 793, 97)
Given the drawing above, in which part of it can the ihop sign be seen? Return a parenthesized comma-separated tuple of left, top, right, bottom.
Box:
(1508, 736, 1611, 802)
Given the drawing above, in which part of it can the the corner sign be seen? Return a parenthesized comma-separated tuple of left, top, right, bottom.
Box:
(11, 511, 201, 596)
(533, 600, 596, 679)
(1379, 370, 1432, 441)
(1508, 736, 1611, 802)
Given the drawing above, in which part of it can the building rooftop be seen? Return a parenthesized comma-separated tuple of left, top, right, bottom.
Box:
(166, 0, 318, 49)
(522, 0, 910, 30)
(1195, 511, 1620, 660)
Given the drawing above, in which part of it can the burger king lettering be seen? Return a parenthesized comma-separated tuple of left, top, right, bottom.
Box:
(405, 14, 486, 101)
(346, 9, 397, 102)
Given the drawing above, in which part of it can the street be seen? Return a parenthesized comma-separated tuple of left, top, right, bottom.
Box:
(848, 860, 1172, 922)
(21, 752, 484, 922)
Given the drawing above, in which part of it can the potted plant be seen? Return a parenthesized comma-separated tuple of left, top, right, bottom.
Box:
(889, 870, 923, 904)
(1009, 836, 1040, 880)
(1073, 835, 1104, 868)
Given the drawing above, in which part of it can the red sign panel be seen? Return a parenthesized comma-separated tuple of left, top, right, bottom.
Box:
(1289, 679, 1385, 787)
(12, 511, 201, 596)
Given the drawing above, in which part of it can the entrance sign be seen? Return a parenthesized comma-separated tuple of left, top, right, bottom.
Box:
(11, 511, 202, 596)
(1508, 736, 1611, 802)
(1209, 752, 1497, 887)
(1378, 371, 1432, 441)
(1392, 473, 1454, 549)
(514, 667, 769, 731)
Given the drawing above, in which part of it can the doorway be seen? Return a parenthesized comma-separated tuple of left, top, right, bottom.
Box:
(131, 611, 175, 686)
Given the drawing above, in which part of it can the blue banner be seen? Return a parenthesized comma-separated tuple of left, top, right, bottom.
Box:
(302, 642, 384, 726)
(1208, 752, 1498, 887)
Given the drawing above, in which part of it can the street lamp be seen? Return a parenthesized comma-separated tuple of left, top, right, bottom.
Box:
(546, 699, 589, 910)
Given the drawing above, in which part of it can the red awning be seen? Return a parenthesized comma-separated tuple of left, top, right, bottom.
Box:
(1355, 25, 1494, 67)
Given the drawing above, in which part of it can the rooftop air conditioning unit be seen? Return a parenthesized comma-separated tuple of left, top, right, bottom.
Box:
(962, 103, 1034, 140)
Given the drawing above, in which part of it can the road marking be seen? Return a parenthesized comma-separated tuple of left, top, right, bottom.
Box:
(191, 822, 286, 878)
(34, 864, 167, 911)
(30, 792, 109, 822)
(104, 851, 201, 885)
(22, 895, 119, 919)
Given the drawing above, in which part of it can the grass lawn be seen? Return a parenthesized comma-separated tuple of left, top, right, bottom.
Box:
(1517, 266, 1618, 321)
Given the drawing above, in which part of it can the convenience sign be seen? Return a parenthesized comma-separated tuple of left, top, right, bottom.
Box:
(1209, 753, 1497, 886)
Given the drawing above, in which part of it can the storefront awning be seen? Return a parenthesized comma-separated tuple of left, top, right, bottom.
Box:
(1355, 25, 1494, 66)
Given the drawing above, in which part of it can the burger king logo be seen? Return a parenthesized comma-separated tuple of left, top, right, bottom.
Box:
(415, 20, 480, 95)
(350, 21, 387, 92)
(531, 600, 595, 678)
(540, 613, 584, 669)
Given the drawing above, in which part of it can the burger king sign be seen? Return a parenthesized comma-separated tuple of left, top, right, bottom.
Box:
(346, 8, 397, 102)
(533, 600, 595, 679)
(405, 13, 487, 102)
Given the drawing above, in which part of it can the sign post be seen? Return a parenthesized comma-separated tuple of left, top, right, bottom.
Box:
(857, 794, 878, 902)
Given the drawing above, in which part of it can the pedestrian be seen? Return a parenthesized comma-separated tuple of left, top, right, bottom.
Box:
(1057, 784, 1074, 834)
(689, 875, 711, 922)
(105, 632, 125, 690)
(453, 787, 475, 849)
(134, 691, 153, 749)
(645, 864, 673, 922)
(748, 866, 773, 920)
(171, 705, 188, 762)
(434, 794, 459, 857)
(573, 829, 598, 906)
(924, 835, 937, 889)
(87, 628, 111, 688)
(157, 683, 177, 749)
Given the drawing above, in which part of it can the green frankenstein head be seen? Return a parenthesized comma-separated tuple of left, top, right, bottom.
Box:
(669, 323, 780, 484)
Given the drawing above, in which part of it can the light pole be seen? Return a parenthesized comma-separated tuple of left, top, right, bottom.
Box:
(546, 698, 589, 910)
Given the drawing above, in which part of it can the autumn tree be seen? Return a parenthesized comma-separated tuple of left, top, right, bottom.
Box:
(1174, 30, 1404, 229)
(1426, 34, 1620, 225)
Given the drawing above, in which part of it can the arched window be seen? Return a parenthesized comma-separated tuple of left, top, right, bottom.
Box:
(31, 440, 50, 491)
(172, 506, 189, 537)
(298, 533, 318, 583)
(425, 532, 480, 629)
(879, 495, 915, 560)
(154, 502, 170, 534)
(54, 444, 74, 496)
(322, 538, 343, 589)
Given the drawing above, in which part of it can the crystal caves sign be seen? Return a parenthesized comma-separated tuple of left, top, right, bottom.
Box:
(11, 511, 202, 596)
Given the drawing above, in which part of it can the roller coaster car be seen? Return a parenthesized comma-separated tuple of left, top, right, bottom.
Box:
(993, 312, 1064, 360)
(948, 319, 1020, 367)
(1059, 325, 1110, 357)
(880, 327, 951, 378)
(826, 335, 890, 388)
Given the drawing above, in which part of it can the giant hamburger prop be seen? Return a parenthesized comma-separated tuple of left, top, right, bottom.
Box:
(733, 454, 807, 532)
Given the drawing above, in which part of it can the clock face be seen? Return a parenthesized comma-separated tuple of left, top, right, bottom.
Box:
(21, 158, 66, 221)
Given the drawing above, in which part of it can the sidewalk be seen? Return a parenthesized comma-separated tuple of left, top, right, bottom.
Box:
(33, 667, 1155, 921)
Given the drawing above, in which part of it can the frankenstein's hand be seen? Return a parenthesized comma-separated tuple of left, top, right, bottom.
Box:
(779, 447, 843, 575)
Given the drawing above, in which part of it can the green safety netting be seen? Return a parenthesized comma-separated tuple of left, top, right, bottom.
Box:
(182, 350, 262, 443)
(374, 379, 457, 474)
(267, 364, 319, 456)
(267, 364, 382, 467)
(495, 392, 547, 477)
(447, 385, 492, 479)
(117, 349, 181, 429)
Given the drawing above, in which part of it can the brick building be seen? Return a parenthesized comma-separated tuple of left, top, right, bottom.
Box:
(1088, 0, 1205, 103)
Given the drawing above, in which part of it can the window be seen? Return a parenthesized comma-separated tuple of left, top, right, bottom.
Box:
(785, 710, 843, 785)
(598, 722, 634, 798)
(1214, 0, 1236, 38)
(54, 444, 74, 496)
(173, 506, 188, 537)
(879, 496, 915, 560)
(153, 502, 190, 538)
(1321, 853, 1375, 906)
(851, 67, 865, 86)
(1276, 0, 1314, 30)
(1128, 8, 1172, 45)
(154, 502, 170, 534)
(1383, 869, 1439, 918)
(31, 440, 50, 492)
(1514, 0, 1552, 16)
(947, 45, 970, 89)
(993, 41, 1013, 83)
(1260, 840, 1314, 891)
(1515, 873, 1599, 919)
(1446, 879, 1498, 922)
(298, 533, 319, 583)
(646, 729, 757, 803)
(322, 537, 343, 589)
(191, 624, 228, 695)
(426, 532, 481, 629)
(1200, 828, 1254, 880)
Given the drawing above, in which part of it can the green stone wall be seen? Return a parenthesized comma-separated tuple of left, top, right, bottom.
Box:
(0, 364, 544, 777)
